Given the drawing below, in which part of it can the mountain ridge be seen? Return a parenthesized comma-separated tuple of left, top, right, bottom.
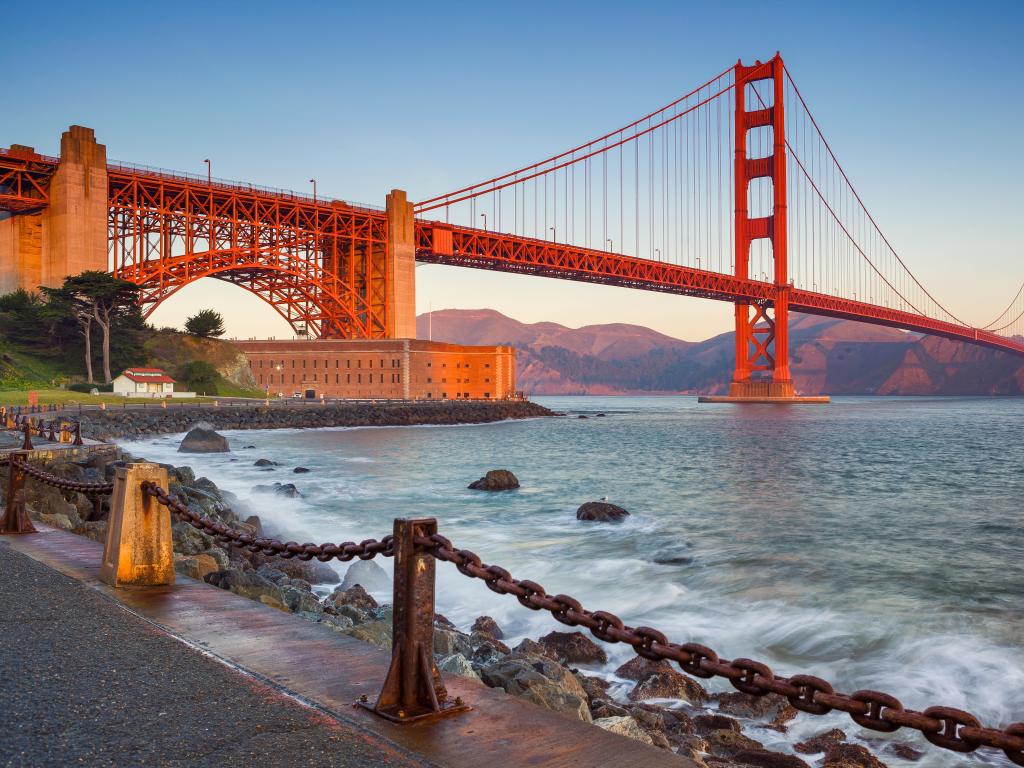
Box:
(415, 309, 1024, 396)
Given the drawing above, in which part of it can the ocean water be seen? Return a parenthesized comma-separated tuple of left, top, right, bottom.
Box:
(122, 396, 1024, 767)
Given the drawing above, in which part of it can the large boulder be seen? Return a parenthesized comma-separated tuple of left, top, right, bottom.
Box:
(259, 557, 339, 585)
(325, 584, 378, 614)
(479, 656, 591, 722)
(537, 630, 607, 665)
(593, 716, 654, 746)
(822, 744, 886, 768)
(471, 615, 504, 639)
(627, 669, 706, 704)
(795, 729, 847, 755)
(178, 427, 229, 453)
(468, 469, 520, 491)
(713, 691, 798, 728)
(340, 559, 391, 592)
(576, 501, 630, 522)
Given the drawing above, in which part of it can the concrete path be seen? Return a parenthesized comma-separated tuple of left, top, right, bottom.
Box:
(0, 546, 427, 768)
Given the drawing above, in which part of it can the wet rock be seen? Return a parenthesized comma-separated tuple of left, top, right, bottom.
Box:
(575, 673, 611, 704)
(178, 427, 229, 453)
(576, 501, 630, 522)
(35, 511, 74, 530)
(172, 520, 214, 555)
(705, 727, 766, 758)
(511, 637, 553, 659)
(590, 699, 631, 719)
(253, 482, 301, 498)
(469, 634, 509, 664)
(471, 615, 504, 639)
(340, 559, 390, 592)
(889, 744, 923, 761)
(342, 620, 393, 650)
(822, 744, 886, 768)
(325, 584, 379, 614)
(615, 655, 673, 681)
(468, 469, 520, 491)
(200, 547, 230, 571)
(267, 557, 339, 585)
(280, 585, 323, 614)
(672, 733, 710, 762)
(73, 519, 108, 543)
(693, 713, 742, 735)
(254, 458, 278, 466)
(171, 466, 196, 484)
(652, 555, 694, 566)
(479, 656, 591, 722)
(537, 630, 607, 665)
(731, 750, 810, 768)
(434, 613, 456, 629)
(592, 716, 654, 746)
(293, 466, 311, 473)
(714, 692, 798, 728)
(627, 669, 707, 703)
(433, 627, 473, 658)
(438, 653, 481, 682)
(174, 553, 220, 581)
(205, 568, 287, 607)
(578, 415, 589, 420)
(795, 729, 847, 754)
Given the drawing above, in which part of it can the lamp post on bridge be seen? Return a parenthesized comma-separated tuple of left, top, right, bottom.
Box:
(204, 159, 211, 186)
(480, 213, 487, 231)
(310, 178, 317, 205)
(607, 238, 613, 252)
(550, 227, 556, 242)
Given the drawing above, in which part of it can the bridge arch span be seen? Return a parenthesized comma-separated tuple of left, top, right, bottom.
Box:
(131, 252, 379, 340)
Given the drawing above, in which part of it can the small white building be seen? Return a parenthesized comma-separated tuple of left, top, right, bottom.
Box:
(112, 368, 177, 397)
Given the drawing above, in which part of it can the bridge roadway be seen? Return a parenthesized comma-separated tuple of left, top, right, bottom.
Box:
(0, 526, 690, 768)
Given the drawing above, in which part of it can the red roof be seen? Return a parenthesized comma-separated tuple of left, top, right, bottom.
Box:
(121, 368, 176, 384)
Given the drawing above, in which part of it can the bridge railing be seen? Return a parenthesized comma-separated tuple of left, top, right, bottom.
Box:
(106, 158, 384, 213)
(1, 458, 1021, 762)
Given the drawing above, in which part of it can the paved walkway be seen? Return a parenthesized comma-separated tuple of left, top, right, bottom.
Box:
(0, 546, 427, 768)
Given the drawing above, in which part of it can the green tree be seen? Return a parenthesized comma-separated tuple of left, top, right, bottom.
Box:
(184, 309, 226, 338)
(41, 271, 140, 384)
(174, 360, 221, 394)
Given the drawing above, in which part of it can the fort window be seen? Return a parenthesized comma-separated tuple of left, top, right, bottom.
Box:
(347, 374, 351, 383)
(358, 374, 362, 383)
(346, 360, 350, 369)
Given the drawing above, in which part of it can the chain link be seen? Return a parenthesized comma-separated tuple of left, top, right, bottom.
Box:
(11, 456, 114, 496)
(415, 532, 1024, 765)
(141, 481, 394, 562)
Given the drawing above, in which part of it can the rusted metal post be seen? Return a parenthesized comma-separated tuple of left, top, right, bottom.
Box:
(21, 422, 33, 451)
(73, 423, 83, 446)
(361, 517, 468, 722)
(1, 452, 36, 535)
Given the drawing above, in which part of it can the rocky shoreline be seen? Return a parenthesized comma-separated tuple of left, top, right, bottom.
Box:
(76, 400, 553, 441)
(4, 446, 918, 768)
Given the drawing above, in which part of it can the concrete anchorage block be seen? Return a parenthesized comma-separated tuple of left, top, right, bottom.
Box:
(99, 463, 175, 587)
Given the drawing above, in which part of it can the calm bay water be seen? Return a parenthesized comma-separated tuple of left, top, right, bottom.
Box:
(124, 396, 1024, 767)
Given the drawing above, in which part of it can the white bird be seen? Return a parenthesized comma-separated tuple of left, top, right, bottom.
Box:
(600, 495, 609, 502)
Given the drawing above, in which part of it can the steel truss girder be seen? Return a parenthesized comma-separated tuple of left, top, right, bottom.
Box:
(107, 172, 389, 339)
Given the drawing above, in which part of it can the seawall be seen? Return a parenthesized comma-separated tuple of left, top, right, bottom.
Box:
(78, 400, 553, 441)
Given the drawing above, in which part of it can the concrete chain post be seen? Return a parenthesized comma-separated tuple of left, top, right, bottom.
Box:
(99, 463, 175, 587)
(0, 451, 36, 535)
(362, 517, 468, 722)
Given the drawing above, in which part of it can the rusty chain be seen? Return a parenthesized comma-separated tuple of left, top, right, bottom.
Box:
(416, 532, 1024, 765)
(141, 481, 395, 562)
(10, 456, 114, 496)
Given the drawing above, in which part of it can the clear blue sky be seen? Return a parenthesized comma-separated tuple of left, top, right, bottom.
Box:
(4, 0, 1022, 340)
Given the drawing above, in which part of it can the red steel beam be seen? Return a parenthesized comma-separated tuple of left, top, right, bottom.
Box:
(415, 221, 1024, 358)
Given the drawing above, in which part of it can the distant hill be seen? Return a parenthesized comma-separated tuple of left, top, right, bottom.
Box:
(415, 309, 1024, 396)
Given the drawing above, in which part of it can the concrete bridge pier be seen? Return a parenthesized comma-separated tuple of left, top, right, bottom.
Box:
(0, 126, 108, 295)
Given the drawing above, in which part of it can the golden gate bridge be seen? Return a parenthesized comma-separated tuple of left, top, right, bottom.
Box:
(1, 54, 1022, 399)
